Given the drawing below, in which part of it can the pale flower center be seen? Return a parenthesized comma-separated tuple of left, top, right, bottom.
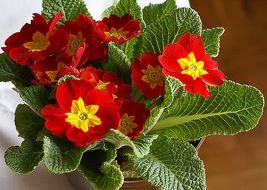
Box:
(104, 27, 129, 38)
(119, 113, 138, 135)
(142, 64, 164, 89)
(23, 31, 50, 52)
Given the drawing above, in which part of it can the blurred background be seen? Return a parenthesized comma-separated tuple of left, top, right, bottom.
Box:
(190, 0, 267, 189)
(0, 0, 266, 189)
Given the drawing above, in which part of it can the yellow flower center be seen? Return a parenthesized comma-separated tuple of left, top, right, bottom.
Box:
(23, 31, 50, 52)
(45, 62, 66, 82)
(67, 32, 85, 56)
(104, 27, 129, 38)
(178, 52, 208, 80)
(96, 80, 110, 91)
(119, 113, 138, 135)
(142, 64, 164, 89)
(65, 97, 101, 132)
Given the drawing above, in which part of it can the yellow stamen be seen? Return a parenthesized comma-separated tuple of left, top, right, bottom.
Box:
(65, 97, 101, 132)
(45, 62, 66, 82)
(141, 64, 164, 89)
(96, 80, 110, 91)
(119, 113, 138, 135)
(104, 27, 129, 38)
(178, 52, 208, 80)
(23, 31, 50, 52)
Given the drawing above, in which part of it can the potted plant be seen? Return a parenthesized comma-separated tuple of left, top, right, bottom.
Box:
(0, 0, 264, 190)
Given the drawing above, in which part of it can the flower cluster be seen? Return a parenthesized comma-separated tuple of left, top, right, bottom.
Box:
(2, 12, 225, 147)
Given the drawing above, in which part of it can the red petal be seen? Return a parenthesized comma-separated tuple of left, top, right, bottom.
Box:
(89, 106, 120, 135)
(66, 127, 97, 147)
(84, 89, 116, 108)
(9, 47, 31, 65)
(140, 52, 160, 68)
(185, 78, 211, 98)
(31, 13, 49, 34)
(202, 53, 218, 70)
(159, 43, 186, 72)
(56, 80, 94, 111)
(48, 12, 63, 33)
(48, 28, 69, 54)
(41, 105, 69, 136)
(119, 100, 150, 139)
(177, 32, 205, 60)
(201, 69, 226, 86)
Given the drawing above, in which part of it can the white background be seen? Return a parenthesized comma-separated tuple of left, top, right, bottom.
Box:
(0, 1, 189, 189)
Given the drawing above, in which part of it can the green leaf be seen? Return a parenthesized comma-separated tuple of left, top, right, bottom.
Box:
(128, 136, 206, 190)
(124, 38, 140, 60)
(43, 136, 85, 174)
(151, 81, 265, 141)
(42, 0, 91, 22)
(144, 77, 183, 133)
(5, 140, 43, 174)
(105, 129, 158, 158)
(0, 53, 32, 87)
(140, 8, 202, 54)
(108, 0, 144, 25)
(15, 85, 49, 115)
(15, 104, 44, 140)
(101, 0, 118, 18)
(79, 145, 124, 190)
(105, 43, 131, 82)
(202, 27, 225, 57)
(143, 0, 177, 25)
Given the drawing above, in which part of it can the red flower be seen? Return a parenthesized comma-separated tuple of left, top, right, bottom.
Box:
(132, 52, 165, 99)
(159, 32, 226, 98)
(41, 79, 120, 147)
(119, 100, 150, 139)
(2, 13, 68, 65)
(95, 14, 141, 44)
(30, 47, 85, 85)
(80, 66, 132, 100)
(61, 14, 107, 65)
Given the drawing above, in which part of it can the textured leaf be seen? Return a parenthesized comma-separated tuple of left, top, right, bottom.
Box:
(143, 0, 177, 25)
(15, 104, 44, 140)
(43, 136, 85, 174)
(0, 53, 32, 87)
(15, 85, 49, 115)
(202, 27, 225, 57)
(105, 129, 158, 158)
(79, 146, 124, 190)
(42, 0, 91, 22)
(140, 8, 202, 54)
(5, 140, 43, 174)
(144, 77, 183, 133)
(101, 0, 119, 18)
(108, 0, 144, 24)
(128, 136, 206, 190)
(151, 81, 264, 140)
(124, 38, 140, 60)
(105, 43, 131, 82)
